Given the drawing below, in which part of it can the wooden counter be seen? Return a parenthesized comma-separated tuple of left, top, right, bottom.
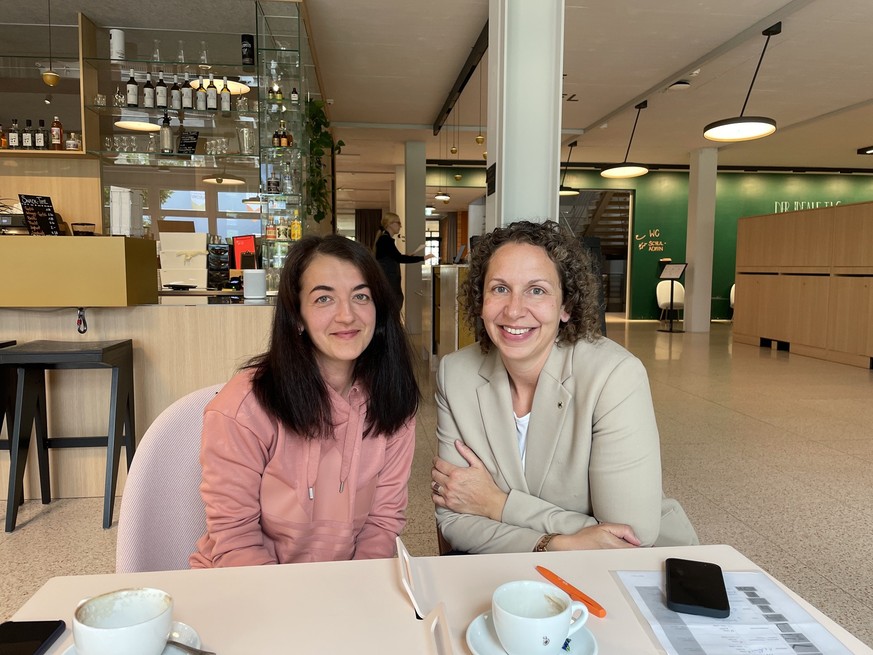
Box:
(0, 236, 158, 307)
(0, 303, 274, 501)
(734, 201, 873, 368)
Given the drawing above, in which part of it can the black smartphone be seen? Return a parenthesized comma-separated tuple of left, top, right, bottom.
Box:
(0, 620, 66, 655)
(665, 557, 730, 618)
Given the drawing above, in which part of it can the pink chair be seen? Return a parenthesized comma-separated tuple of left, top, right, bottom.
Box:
(115, 384, 223, 573)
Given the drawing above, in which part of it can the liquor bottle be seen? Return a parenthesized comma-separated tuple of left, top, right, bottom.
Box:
(34, 119, 47, 149)
(290, 213, 302, 241)
(181, 72, 193, 110)
(50, 115, 63, 151)
(126, 69, 138, 107)
(265, 219, 277, 240)
(272, 124, 281, 147)
(219, 76, 231, 115)
(290, 87, 299, 104)
(278, 119, 289, 147)
(155, 71, 168, 109)
(205, 73, 218, 111)
(22, 119, 34, 149)
(0, 124, 6, 149)
(281, 162, 293, 194)
(142, 72, 155, 108)
(195, 75, 207, 110)
(241, 34, 254, 67)
(8, 119, 20, 149)
(170, 74, 181, 110)
(159, 113, 173, 153)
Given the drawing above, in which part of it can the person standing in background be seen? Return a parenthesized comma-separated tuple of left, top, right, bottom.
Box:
(373, 212, 434, 306)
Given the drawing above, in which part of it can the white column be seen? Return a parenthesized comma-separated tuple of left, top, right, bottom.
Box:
(684, 147, 718, 333)
(401, 141, 426, 335)
(485, 0, 564, 229)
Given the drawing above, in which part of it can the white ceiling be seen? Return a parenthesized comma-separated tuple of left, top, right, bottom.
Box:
(6, 0, 873, 217)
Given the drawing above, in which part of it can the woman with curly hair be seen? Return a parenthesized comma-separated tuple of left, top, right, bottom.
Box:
(431, 220, 697, 554)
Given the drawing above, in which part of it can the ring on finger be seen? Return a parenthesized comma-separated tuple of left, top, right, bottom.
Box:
(431, 481, 442, 495)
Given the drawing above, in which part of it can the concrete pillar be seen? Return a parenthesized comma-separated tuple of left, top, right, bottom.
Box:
(684, 147, 718, 332)
(400, 141, 426, 335)
(485, 0, 564, 229)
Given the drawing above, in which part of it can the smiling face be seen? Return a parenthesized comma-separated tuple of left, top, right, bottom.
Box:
(481, 242, 570, 375)
(299, 254, 376, 385)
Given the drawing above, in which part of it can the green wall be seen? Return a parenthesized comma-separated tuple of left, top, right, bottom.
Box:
(561, 170, 873, 319)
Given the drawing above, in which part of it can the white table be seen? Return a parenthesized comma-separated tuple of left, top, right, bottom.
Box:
(12, 544, 873, 654)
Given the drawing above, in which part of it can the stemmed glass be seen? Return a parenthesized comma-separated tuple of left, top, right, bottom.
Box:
(152, 39, 162, 62)
(199, 41, 210, 69)
(176, 40, 186, 63)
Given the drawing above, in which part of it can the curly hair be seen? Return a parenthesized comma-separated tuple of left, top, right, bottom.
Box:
(460, 220, 602, 353)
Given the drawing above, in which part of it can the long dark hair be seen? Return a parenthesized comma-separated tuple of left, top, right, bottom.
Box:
(461, 220, 601, 353)
(249, 234, 419, 439)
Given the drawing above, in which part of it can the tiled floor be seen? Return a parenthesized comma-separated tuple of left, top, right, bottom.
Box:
(2, 318, 873, 648)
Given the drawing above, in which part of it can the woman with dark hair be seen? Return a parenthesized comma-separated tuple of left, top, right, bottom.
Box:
(431, 220, 697, 554)
(191, 234, 420, 567)
(373, 212, 434, 305)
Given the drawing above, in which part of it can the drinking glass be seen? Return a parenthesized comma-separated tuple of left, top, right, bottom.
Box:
(147, 134, 157, 153)
(152, 39, 161, 62)
(236, 96, 249, 113)
(112, 135, 123, 152)
(103, 136, 113, 152)
(176, 40, 186, 63)
(199, 41, 210, 69)
(93, 93, 107, 107)
(113, 87, 125, 107)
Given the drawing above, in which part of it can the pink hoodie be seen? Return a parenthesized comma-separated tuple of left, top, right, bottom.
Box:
(190, 369, 415, 567)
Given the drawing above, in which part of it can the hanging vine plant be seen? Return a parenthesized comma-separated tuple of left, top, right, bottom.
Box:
(304, 100, 344, 223)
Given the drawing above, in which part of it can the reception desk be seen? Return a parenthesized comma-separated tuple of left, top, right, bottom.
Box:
(0, 302, 273, 500)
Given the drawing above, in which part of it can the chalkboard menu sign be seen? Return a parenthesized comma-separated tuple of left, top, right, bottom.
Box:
(177, 131, 200, 155)
(18, 194, 60, 235)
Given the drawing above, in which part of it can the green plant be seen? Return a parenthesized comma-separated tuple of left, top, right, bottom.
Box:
(304, 100, 344, 223)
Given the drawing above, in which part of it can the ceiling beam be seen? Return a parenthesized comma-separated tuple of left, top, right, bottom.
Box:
(431, 21, 488, 135)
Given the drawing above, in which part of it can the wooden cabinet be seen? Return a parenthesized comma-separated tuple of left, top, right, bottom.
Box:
(734, 201, 873, 368)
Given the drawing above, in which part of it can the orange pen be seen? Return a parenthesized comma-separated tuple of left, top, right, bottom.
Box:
(536, 565, 607, 618)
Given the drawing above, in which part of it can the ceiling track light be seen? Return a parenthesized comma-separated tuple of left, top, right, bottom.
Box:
(703, 22, 781, 142)
(559, 140, 580, 196)
(601, 100, 650, 179)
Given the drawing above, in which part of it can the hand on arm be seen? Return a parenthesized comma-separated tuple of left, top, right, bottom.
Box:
(548, 522, 641, 551)
(432, 439, 508, 521)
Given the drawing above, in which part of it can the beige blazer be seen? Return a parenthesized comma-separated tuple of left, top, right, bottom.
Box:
(435, 338, 697, 554)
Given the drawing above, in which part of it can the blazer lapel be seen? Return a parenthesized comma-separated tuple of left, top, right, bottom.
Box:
(525, 344, 573, 497)
(477, 350, 528, 492)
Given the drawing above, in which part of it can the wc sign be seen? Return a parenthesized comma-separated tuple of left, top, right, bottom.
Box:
(635, 229, 665, 252)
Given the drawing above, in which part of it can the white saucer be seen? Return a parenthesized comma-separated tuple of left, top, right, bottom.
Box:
(62, 621, 201, 655)
(466, 611, 598, 655)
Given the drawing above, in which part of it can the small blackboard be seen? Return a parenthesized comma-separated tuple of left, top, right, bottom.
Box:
(177, 131, 200, 155)
(18, 194, 60, 236)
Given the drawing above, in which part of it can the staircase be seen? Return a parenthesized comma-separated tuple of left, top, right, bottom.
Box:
(558, 189, 630, 258)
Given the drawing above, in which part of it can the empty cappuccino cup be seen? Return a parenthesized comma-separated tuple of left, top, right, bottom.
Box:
(492, 580, 588, 655)
(73, 587, 173, 655)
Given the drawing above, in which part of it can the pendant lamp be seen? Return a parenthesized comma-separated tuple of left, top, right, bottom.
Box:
(559, 141, 580, 196)
(703, 23, 781, 142)
(42, 0, 60, 87)
(202, 172, 245, 185)
(601, 101, 649, 179)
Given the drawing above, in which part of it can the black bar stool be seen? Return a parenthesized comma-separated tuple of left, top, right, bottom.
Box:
(0, 340, 17, 455)
(0, 340, 136, 531)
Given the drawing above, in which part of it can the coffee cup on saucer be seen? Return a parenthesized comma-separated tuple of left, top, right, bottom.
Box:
(73, 587, 173, 655)
(491, 580, 588, 655)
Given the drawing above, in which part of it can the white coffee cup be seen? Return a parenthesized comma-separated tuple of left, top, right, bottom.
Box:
(73, 587, 173, 655)
(109, 29, 126, 61)
(244, 269, 267, 299)
(492, 580, 588, 655)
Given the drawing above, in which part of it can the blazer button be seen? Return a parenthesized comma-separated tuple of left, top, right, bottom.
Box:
(557, 401, 564, 408)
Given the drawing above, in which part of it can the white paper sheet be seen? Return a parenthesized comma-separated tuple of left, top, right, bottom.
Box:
(616, 570, 852, 655)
